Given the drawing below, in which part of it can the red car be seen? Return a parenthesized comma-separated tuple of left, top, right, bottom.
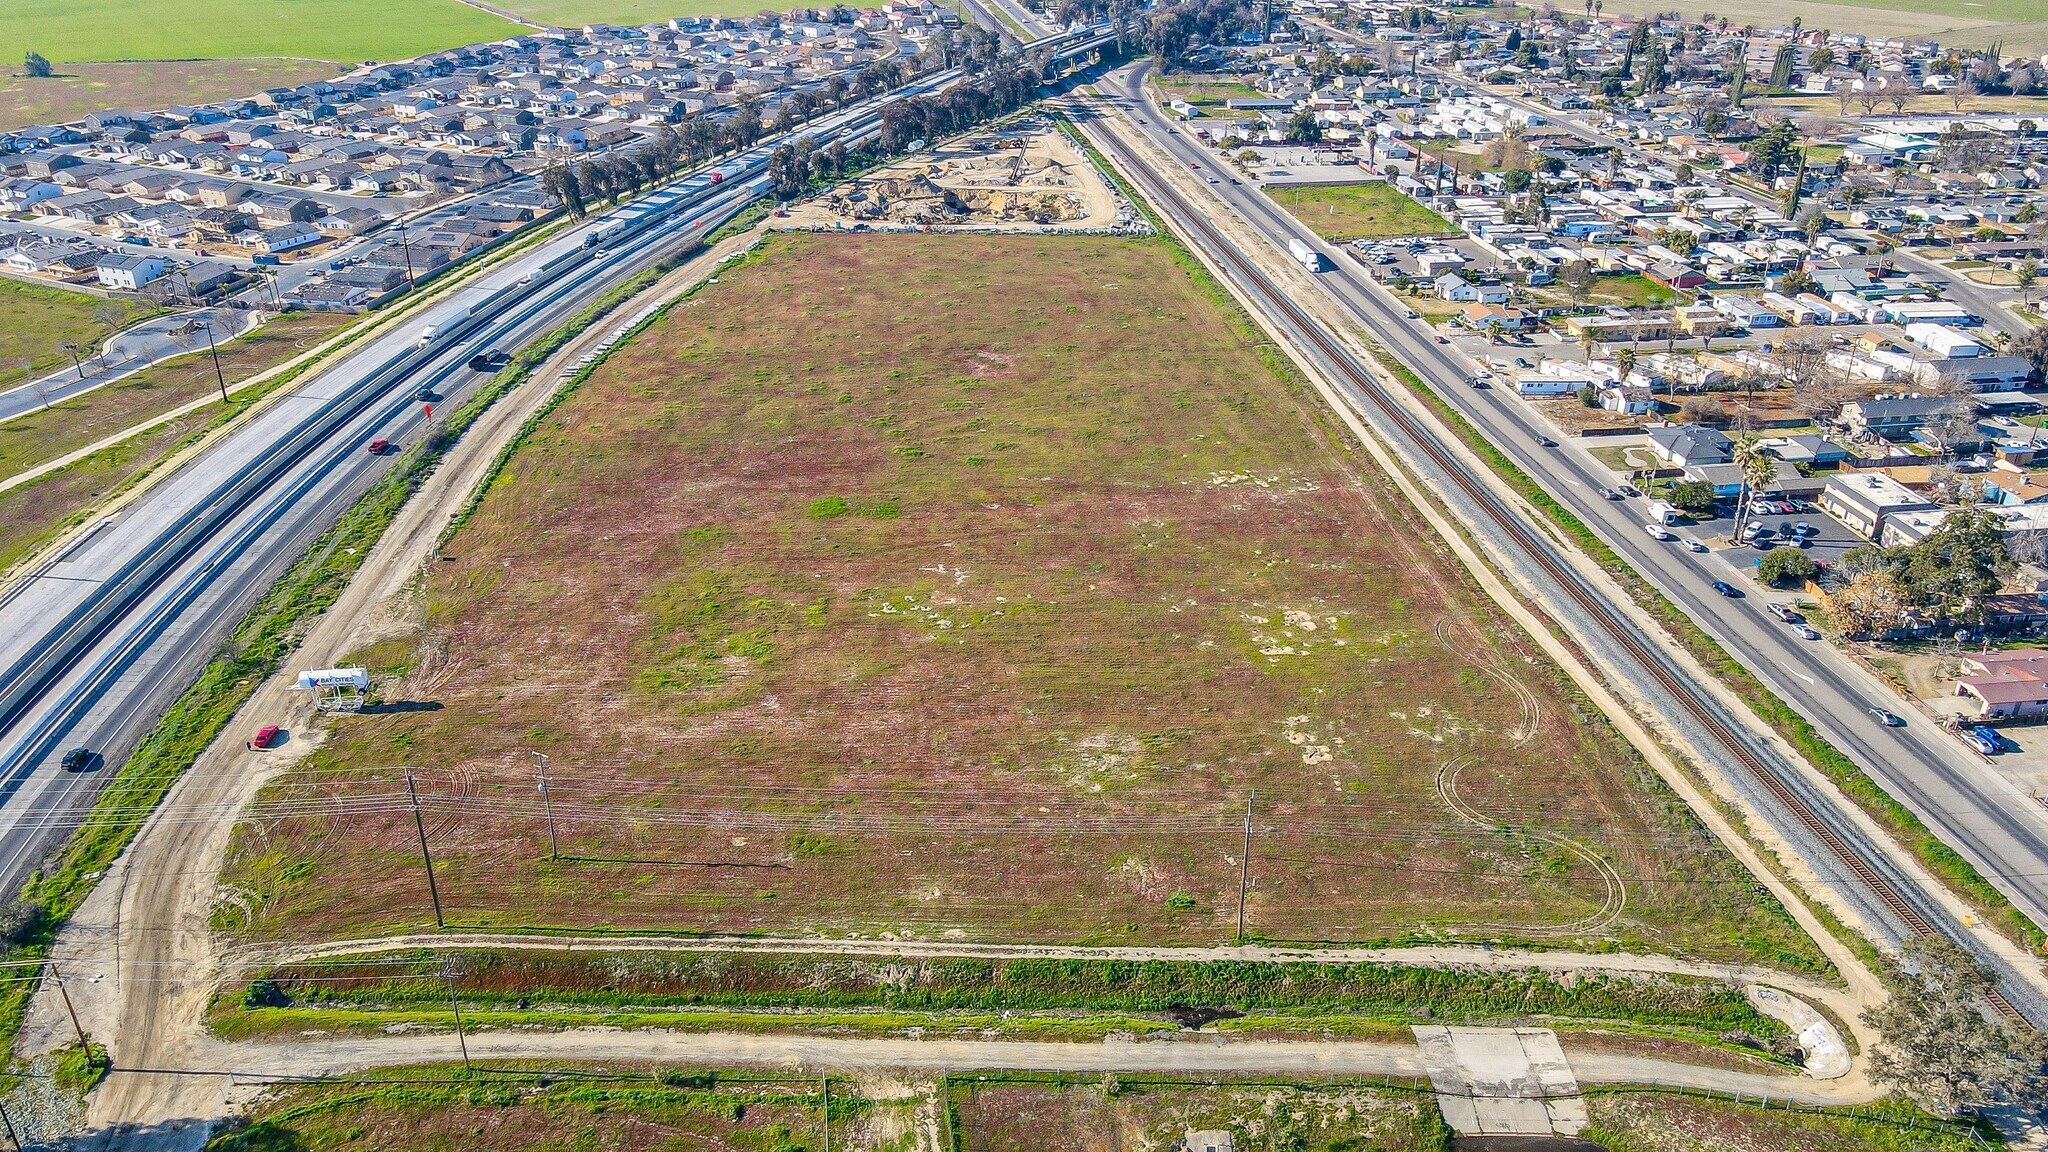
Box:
(367, 437, 390, 454)
(249, 725, 281, 750)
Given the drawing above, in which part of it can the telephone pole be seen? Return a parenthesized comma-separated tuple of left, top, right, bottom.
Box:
(405, 767, 444, 927)
(442, 960, 471, 1073)
(1236, 790, 1255, 943)
(201, 321, 228, 403)
(0, 1100, 21, 1152)
(534, 751, 557, 860)
(52, 967, 88, 1051)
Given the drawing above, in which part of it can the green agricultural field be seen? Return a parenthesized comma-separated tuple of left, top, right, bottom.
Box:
(217, 232, 1819, 969)
(0, 0, 516, 67)
(0, 59, 338, 134)
(1268, 182, 1459, 242)
(0, 279, 149, 392)
(493, 0, 830, 21)
(1584, 0, 2048, 55)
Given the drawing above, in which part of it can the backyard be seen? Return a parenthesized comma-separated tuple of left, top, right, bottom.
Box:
(216, 232, 1819, 969)
(1268, 182, 1458, 243)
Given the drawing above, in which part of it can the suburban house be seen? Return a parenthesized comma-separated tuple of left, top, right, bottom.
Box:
(1955, 651, 2048, 720)
(1819, 471, 1938, 539)
(1840, 396, 1963, 441)
(1460, 303, 1526, 332)
(1647, 423, 1733, 467)
(1759, 434, 1850, 466)
(1599, 382, 1655, 414)
(96, 252, 167, 289)
(1434, 273, 1510, 304)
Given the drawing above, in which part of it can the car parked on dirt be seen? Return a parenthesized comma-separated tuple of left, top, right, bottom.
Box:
(249, 725, 281, 750)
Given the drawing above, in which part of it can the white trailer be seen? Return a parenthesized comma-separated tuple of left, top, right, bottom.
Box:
(1289, 237, 1327, 272)
(1648, 499, 1681, 525)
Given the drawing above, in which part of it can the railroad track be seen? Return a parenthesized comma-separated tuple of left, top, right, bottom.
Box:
(1076, 103, 2030, 1026)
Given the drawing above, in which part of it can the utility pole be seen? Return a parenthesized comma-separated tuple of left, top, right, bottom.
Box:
(442, 959, 471, 1073)
(1236, 789, 1255, 943)
(821, 1074, 830, 1152)
(534, 751, 557, 860)
(396, 221, 417, 289)
(405, 766, 445, 928)
(202, 321, 228, 403)
(52, 967, 88, 1051)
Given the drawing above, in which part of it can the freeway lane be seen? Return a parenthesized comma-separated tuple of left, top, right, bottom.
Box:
(0, 32, 1114, 901)
(1075, 69, 2048, 1020)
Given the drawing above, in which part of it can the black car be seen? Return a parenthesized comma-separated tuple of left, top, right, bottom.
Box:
(60, 748, 96, 772)
(414, 384, 437, 402)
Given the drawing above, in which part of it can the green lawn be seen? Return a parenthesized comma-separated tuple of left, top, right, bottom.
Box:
(0, 279, 150, 392)
(1151, 74, 1262, 109)
(0, 0, 517, 65)
(1536, 273, 1677, 311)
(1268, 181, 1458, 242)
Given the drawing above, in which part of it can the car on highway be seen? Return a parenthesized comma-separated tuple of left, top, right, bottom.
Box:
(1600, 487, 1622, 499)
(1792, 624, 1821, 640)
(1434, 335, 1449, 344)
(1711, 580, 1742, 597)
(60, 748, 95, 772)
(249, 724, 281, 749)
(1644, 522, 1674, 541)
(1868, 707, 1905, 727)
(1536, 434, 1556, 447)
(1618, 483, 1640, 497)
(1403, 308, 1419, 319)
(1768, 603, 1796, 622)
(366, 437, 390, 454)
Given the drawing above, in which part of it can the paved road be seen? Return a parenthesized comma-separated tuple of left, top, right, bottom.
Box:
(1074, 66, 2048, 1023)
(0, 31, 1110, 912)
(0, 188, 533, 427)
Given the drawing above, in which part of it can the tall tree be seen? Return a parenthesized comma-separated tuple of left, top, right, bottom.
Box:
(22, 51, 51, 78)
(1864, 935, 2048, 1118)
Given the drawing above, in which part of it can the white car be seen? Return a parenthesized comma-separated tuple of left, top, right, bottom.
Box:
(1644, 523, 1674, 541)
(1793, 624, 1821, 640)
(1683, 538, 1708, 553)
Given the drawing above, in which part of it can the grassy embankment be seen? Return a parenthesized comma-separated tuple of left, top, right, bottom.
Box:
(0, 311, 351, 574)
(1269, 182, 1459, 243)
(0, 279, 151, 390)
(215, 950, 1792, 1058)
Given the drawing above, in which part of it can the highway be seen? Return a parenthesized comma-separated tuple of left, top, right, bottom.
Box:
(1066, 65, 2048, 1022)
(0, 29, 1112, 905)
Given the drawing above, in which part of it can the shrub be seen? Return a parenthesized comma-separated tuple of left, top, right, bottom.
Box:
(806, 496, 848, 518)
(1666, 480, 1717, 513)
(1757, 547, 1818, 587)
(1164, 892, 1197, 911)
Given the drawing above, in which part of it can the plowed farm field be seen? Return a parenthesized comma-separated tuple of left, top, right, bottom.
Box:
(219, 232, 1818, 968)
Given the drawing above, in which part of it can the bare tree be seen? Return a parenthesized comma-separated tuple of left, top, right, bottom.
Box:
(1918, 400, 1981, 455)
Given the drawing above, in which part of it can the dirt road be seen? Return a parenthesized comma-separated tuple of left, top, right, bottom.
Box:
(36, 232, 768, 1151)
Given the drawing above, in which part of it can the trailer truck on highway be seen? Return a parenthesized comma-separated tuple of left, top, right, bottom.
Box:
(1289, 237, 1327, 272)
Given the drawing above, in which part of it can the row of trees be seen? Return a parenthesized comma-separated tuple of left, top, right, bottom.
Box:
(539, 36, 1070, 219)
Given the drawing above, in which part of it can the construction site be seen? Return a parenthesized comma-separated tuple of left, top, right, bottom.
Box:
(778, 115, 1135, 233)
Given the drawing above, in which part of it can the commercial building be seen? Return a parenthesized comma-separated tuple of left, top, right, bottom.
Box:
(1820, 471, 1937, 539)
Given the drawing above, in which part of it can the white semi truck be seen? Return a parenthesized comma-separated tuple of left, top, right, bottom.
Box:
(1288, 237, 1327, 272)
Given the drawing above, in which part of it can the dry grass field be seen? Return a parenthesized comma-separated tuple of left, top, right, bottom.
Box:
(0, 60, 339, 134)
(217, 233, 1818, 967)
(955, 1079, 1445, 1152)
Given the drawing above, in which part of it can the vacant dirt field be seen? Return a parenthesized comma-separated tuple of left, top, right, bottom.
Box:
(0, 60, 339, 134)
(955, 1078, 1444, 1152)
(218, 233, 1816, 966)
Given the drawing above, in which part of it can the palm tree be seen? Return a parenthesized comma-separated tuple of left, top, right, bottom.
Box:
(1731, 433, 1775, 539)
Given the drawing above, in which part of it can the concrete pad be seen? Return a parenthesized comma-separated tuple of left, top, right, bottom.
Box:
(1413, 1025, 1587, 1137)
(1745, 984, 1852, 1079)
